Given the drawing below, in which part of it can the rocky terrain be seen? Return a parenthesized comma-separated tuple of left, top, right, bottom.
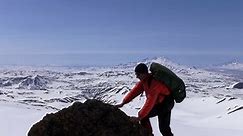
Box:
(28, 99, 149, 136)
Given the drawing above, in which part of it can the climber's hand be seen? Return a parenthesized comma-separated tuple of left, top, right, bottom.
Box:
(115, 103, 124, 108)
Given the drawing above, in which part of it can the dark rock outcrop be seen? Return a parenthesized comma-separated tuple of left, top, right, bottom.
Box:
(233, 82, 243, 89)
(28, 99, 149, 136)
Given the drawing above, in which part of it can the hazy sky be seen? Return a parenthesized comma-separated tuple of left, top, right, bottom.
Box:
(0, 0, 242, 66)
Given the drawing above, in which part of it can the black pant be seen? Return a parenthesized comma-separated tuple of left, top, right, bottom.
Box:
(141, 96, 174, 136)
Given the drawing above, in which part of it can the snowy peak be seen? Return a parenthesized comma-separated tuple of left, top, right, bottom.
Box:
(138, 57, 178, 67)
(116, 56, 193, 75)
(142, 57, 195, 75)
(218, 61, 243, 71)
(0, 75, 50, 90)
(18, 75, 50, 90)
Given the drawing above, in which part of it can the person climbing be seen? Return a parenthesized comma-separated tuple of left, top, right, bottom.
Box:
(116, 63, 174, 136)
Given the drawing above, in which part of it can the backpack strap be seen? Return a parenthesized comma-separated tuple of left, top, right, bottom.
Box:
(147, 75, 153, 88)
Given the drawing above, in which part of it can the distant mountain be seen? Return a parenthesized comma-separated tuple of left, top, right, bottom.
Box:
(0, 57, 240, 110)
(0, 75, 50, 90)
(18, 75, 50, 90)
(216, 61, 243, 71)
(206, 60, 243, 81)
(115, 57, 194, 75)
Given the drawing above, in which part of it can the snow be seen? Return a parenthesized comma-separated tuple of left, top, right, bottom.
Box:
(1, 96, 242, 136)
(0, 102, 53, 136)
(0, 57, 243, 136)
(121, 97, 243, 136)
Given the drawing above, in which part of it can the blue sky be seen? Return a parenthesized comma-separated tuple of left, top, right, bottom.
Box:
(0, 0, 242, 66)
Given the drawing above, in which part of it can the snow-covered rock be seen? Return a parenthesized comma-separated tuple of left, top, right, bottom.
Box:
(233, 82, 243, 89)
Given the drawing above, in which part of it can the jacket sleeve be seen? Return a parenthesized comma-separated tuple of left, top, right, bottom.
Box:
(122, 82, 143, 104)
(138, 80, 170, 119)
(138, 90, 159, 119)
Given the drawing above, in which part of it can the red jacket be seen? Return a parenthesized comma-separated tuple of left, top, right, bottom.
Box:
(122, 74, 170, 119)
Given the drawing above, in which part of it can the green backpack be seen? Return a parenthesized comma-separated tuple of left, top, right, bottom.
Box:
(149, 62, 186, 103)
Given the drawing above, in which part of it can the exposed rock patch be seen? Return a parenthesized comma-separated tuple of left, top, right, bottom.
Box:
(28, 99, 149, 136)
(233, 82, 243, 89)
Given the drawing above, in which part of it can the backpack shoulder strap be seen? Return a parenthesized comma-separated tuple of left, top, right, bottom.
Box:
(147, 74, 153, 88)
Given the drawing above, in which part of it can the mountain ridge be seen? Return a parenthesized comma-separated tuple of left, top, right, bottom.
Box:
(0, 57, 241, 111)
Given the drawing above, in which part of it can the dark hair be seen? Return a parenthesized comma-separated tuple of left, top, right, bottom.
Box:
(135, 63, 148, 74)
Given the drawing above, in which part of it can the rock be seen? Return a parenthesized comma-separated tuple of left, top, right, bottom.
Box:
(233, 82, 243, 89)
(28, 99, 149, 136)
